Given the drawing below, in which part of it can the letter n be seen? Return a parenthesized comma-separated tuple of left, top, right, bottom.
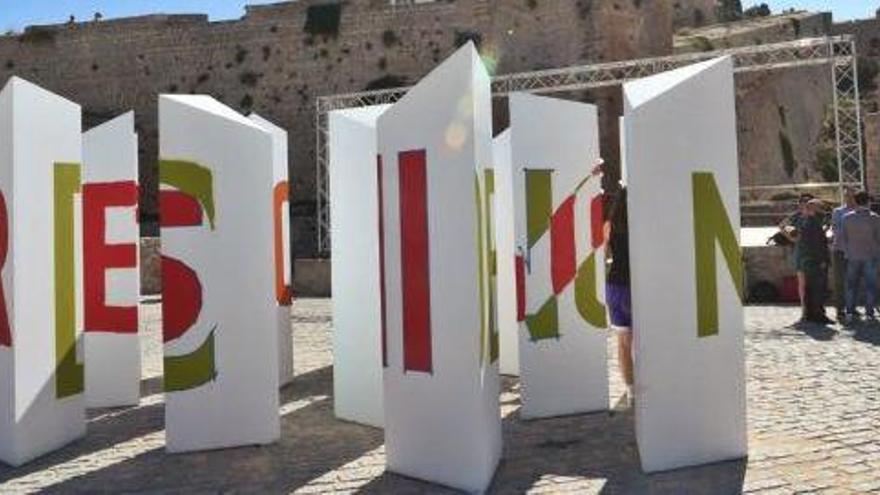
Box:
(692, 172, 743, 338)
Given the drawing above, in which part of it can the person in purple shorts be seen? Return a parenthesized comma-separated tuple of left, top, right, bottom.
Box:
(604, 187, 633, 405)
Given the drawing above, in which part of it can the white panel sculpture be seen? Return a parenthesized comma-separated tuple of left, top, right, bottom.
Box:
(159, 95, 279, 453)
(507, 93, 608, 419)
(329, 104, 390, 428)
(0, 77, 86, 466)
(378, 43, 502, 493)
(492, 130, 519, 377)
(83, 112, 141, 408)
(249, 113, 294, 388)
(622, 56, 747, 472)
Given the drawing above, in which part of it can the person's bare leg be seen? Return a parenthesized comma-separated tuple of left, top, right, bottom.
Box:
(797, 271, 806, 304)
(617, 331, 633, 388)
(797, 271, 807, 320)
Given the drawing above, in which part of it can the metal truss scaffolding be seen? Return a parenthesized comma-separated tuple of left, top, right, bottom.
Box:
(316, 35, 863, 255)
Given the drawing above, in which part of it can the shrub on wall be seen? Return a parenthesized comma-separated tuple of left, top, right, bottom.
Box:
(454, 30, 483, 49)
(304, 4, 342, 38)
(779, 131, 797, 178)
(364, 75, 409, 91)
(19, 27, 56, 44)
(382, 30, 399, 47)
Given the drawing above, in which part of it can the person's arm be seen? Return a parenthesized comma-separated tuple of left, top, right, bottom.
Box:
(603, 221, 612, 249)
(779, 213, 793, 230)
(781, 223, 799, 243)
(840, 217, 850, 258)
(831, 208, 841, 238)
(874, 217, 880, 258)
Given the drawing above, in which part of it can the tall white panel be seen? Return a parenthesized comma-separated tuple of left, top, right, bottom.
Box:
(83, 112, 141, 408)
(0, 77, 86, 466)
(622, 56, 747, 472)
(329, 104, 390, 428)
(508, 93, 608, 419)
(378, 44, 502, 493)
(249, 113, 294, 389)
(492, 130, 519, 376)
(160, 95, 279, 453)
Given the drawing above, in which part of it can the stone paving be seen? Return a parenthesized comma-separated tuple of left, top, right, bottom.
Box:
(0, 301, 878, 494)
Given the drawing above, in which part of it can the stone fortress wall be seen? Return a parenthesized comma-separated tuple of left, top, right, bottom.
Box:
(3, 0, 880, 296)
(0, 0, 675, 256)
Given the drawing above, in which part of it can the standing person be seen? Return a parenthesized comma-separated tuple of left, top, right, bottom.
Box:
(603, 187, 634, 405)
(797, 199, 832, 324)
(781, 193, 816, 308)
(840, 191, 880, 322)
(831, 188, 856, 321)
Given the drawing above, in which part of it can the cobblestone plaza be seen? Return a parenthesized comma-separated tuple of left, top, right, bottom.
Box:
(0, 301, 877, 494)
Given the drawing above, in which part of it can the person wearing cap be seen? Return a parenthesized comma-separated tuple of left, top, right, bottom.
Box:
(839, 190, 880, 322)
(796, 199, 832, 324)
(830, 187, 857, 321)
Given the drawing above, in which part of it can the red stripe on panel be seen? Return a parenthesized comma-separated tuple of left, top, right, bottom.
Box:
(551, 196, 577, 294)
(398, 150, 432, 373)
(161, 256, 203, 343)
(377, 155, 388, 368)
(84, 181, 139, 333)
(0, 192, 10, 347)
(515, 255, 526, 322)
(159, 190, 202, 227)
(591, 193, 605, 249)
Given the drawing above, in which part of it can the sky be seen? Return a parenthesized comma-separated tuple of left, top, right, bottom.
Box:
(0, 1, 875, 32)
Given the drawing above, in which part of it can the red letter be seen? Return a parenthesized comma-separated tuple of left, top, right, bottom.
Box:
(273, 181, 292, 306)
(377, 155, 388, 368)
(399, 150, 432, 373)
(0, 192, 10, 347)
(550, 196, 576, 294)
(83, 181, 138, 334)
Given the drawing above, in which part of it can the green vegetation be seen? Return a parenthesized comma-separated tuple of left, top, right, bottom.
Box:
(382, 29, 399, 47)
(858, 56, 879, 95)
(744, 3, 771, 17)
(455, 30, 483, 49)
(364, 75, 408, 91)
(715, 0, 743, 22)
(304, 3, 342, 37)
(18, 27, 56, 44)
(779, 131, 797, 177)
(692, 36, 714, 52)
(816, 147, 839, 183)
(239, 71, 261, 87)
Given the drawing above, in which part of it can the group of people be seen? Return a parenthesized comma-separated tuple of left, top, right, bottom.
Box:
(782, 187, 880, 324)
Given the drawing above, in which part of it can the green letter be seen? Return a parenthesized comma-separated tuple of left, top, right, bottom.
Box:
(693, 172, 743, 338)
(55, 163, 83, 398)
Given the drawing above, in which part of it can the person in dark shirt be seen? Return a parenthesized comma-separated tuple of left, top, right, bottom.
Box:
(604, 187, 633, 404)
(780, 193, 815, 310)
(797, 199, 833, 324)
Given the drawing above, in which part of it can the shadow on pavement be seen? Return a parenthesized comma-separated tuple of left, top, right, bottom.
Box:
(0, 375, 167, 484)
(13, 365, 385, 493)
(357, 379, 746, 494)
(852, 321, 880, 346)
(794, 320, 837, 341)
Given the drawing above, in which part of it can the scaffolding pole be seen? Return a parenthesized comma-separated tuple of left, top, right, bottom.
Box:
(315, 35, 862, 255)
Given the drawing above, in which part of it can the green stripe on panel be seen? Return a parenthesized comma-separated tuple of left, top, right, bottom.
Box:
(160, 160, 216, 230)
(692, 172, 743, 338)
(475, 174, 488, 365)
(54, 163, 83, 399)
(526, 297, 559, 341)
(164, 328, 217, 392)
(575, 252, 607, 328)
(525, 169, 553, 249)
